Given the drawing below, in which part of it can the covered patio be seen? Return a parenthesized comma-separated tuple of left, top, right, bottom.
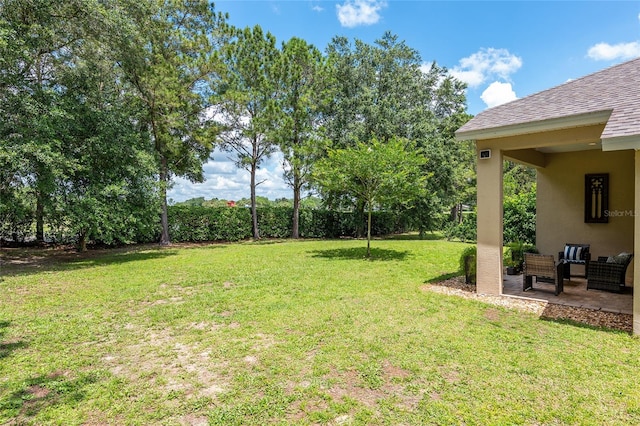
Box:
(456, 57, 640, 334)
(502, 274, 632, 315)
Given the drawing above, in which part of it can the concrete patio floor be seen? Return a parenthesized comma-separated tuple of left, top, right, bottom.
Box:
(502, 272, 633, 314)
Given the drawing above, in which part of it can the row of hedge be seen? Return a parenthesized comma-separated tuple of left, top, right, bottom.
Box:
(0, 206, 413, 246)
(167, 206, 411, 242)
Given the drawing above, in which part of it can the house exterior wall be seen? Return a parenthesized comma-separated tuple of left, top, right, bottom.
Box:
(476, 147, 503, 295)
(536, 149, 635, 284)
(634, 151, 640, 334)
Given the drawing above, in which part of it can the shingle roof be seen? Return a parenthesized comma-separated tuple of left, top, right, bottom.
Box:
(456, 57, 640, 142)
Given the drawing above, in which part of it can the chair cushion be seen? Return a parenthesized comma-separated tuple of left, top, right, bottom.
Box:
(564, 245, 583, 261)
(609, 252, 632, 265)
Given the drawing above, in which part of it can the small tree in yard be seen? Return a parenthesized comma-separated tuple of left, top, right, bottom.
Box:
(313, 137, 426, 257)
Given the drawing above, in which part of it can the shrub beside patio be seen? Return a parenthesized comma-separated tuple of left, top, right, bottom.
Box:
(1, 239, 639, 424)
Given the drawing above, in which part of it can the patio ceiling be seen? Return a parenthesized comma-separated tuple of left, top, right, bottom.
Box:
(535, 141, 601, 154)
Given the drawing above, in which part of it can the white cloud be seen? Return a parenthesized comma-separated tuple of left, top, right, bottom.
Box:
(336, 0, 387, 28)
(480, 81, 517, 108)
(419, 63, 431, 74)
(450, 69, 485, 87)
(312, 4, 324, 12)
(203, 160, 237, 176)
(167, 149, 290, 203)
(587, 41, 640, 61)
(451, 48, 522, 88)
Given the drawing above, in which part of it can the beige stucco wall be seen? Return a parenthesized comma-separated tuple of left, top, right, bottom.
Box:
(476, 147, 503, 295)
(536, 149, 635, 285)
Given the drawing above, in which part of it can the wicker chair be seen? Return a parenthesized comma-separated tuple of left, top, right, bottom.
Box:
(523, 253, 564, 296)
(558, 243, 591, 279)
(586, 254, 633, 293)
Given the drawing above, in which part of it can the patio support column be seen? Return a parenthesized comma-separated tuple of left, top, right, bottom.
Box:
(634, 150, 640, 335)
(476, 147, 503, 295)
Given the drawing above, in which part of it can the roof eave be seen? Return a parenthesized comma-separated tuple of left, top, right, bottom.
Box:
(601, 134, 640, 151)
(455, 110, 612, 142)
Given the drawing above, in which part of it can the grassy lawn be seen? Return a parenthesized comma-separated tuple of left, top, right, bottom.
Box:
(1, 238, 639, 425)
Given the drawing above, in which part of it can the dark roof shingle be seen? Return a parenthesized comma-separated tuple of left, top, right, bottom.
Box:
(456, 57, 640, 141)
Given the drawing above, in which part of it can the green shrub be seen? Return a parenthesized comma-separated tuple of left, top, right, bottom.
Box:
(505, 241, 538, 270)
(444, 211, 477, 242)
(459, 245, 477, 284)
(257, 207, 292, 238)
(168, 206, 252, 242)
(167, 206, 411, 242)
(503, 187, 536, 245)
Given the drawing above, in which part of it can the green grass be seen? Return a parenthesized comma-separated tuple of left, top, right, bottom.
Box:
(1, 238, 639, 425)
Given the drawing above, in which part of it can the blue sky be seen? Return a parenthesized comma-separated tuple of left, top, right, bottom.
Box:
(168, 0, 640, 203)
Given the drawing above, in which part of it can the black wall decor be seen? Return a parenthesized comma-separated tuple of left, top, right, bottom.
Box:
(585, 173, 609, 223)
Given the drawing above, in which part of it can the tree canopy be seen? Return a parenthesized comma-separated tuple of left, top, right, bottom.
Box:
(112, 0, 230, 244)
(1, 1, 478, 248)
(314, 138, 426, 257)
(211, 25, 280, 239)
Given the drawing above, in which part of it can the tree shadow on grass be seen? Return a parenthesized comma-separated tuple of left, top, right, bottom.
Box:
(0, 320, 28, 360)
(243, 238, 289, 246)
(308, 247, 411, 261)
(0, 244, 211, 277)
(538, 304, 633, 334)
(383, 232, 444, 241)
(538, 316, 631, 334)
(0, 371, 101, 421)
(425, 271, 463, 283)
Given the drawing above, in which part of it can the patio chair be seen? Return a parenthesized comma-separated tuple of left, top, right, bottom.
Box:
(558, 243, 591, 279)
(586, 253, 633, 293)
(523, 253, 564, 296)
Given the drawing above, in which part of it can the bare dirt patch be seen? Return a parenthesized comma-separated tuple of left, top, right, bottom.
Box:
(179, 414, 209, 426)
(484, 307, 501, 321)
(382, 360, 411, 380)
(26, 385, 50, 399)
(101, 328, 228, 402)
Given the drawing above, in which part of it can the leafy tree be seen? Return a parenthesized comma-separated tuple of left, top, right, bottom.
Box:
(313, 138, 426, 257)
(324, 32, 439, 146)
(503, 184, 536, 245)
(49, 39, 159, 251)
(323, 32, 470, 234)
(300, 196, 323, 210)
(0, 0, 90, 242)
(112, 0, 229, 244)
(272, 197, 293, 208)
(176, 197, 206, 207)
(235, 195, 272, 208)
(203, 198, 233, 208)
(504, 161, 536, 198)
(0, 0, 176, 249)
(417, 111, 474, 234)
(274, 37, 331, 238)
(211, 25, 280, 239)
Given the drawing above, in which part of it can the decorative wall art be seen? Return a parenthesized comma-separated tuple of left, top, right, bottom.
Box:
(584, 173, 609, 223)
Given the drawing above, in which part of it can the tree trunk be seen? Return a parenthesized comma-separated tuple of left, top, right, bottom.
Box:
(159, 156, 171, 245)
(292, 168, 300, 239)
(366, 204, 372, 258)
(250, 161, 260, 239)
(78, 230, 87, 252)
(35, 190, 44, 243)
(356, 199, 365, 238)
